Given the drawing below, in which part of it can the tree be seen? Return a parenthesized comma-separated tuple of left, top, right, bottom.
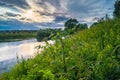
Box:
(113, 0, 120, 18)
(64, 18, 79, 30)
(36, 29, 51, 41)
(76, 23, 88, 30)
(90, 22, 98, 28)
(64, 18, 88, 34)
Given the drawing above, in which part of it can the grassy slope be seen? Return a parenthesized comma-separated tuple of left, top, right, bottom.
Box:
(0, 19, 120, 80)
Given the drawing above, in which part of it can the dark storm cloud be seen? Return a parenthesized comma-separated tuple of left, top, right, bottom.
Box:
(0, 2, 12, 7)
(5, 12, 19, 17)
(0, 0, 29, 9)
(36, 0, 61, 7)
(0, 19, 39, 30)
(54, 16, 69, 22)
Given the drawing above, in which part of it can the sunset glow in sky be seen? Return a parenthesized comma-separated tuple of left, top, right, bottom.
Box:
(0, 0, 116, 30)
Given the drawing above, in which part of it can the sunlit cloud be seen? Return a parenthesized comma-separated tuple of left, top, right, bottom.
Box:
(16, 0, 56, 23)
(16, 9, 55, 23)
(0, 0, 116, 30)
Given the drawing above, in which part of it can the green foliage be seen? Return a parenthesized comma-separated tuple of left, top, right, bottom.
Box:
(36, 29, 62, 42)
(64, 18, 88, 31)
(37, 29, 51, 41)
(0, 19, 120, 80)
(0, 30, 37, 42)
(25, 69, 54, 80)
(64, 18, 88, 35)
(76, 23, 88, 30)
(65, 18, 79, 30)
(36, 19, 88, 42)
(90, 14, 111, 28)
(114, 0, 120, 18)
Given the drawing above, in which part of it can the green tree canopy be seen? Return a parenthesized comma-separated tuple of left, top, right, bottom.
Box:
(64, 18, 79, 30)
(113, 0, 120, 18)
(76, 23, 88, 30)
(64, 18, 88, 34)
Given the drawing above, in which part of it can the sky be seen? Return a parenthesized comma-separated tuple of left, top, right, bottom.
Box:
(0, 0, 116, 30)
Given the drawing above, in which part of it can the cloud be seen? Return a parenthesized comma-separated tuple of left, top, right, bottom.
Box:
(0, 0, 29, 9)
(65, 0, 105, 18)
(0, 0, 116, 30)
(5, 12, 19, 17)
(0, 19, 39, 30)
(54, 16, 69, 22)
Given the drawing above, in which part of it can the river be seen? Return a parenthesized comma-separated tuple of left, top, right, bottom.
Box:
(0, 39, 54, 74)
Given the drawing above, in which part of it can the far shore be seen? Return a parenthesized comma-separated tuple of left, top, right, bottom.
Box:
(0, 38, 35, 43)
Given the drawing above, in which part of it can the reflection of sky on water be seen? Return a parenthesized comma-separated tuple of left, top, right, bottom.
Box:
(0, 39, 37, 74)
(0, 39, 54, 74)
(0, 39, 37, 62)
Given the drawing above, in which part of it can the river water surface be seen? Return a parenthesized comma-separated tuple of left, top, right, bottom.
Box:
(0, 39, 54, 74)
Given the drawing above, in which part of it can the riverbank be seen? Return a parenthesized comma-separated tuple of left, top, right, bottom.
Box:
(0, 30, 37, 42)
(0, 19, 120, 80)
(0, 39, 28, 42)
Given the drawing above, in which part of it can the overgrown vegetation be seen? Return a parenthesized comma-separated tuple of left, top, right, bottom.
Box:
(0, 30, 37, 42)
(0, 1, 120, 79)
(0, 18, 120, 80)
(36, 29, 62, 42)
(64, 18, 88, 34)
(36, 19, 88, 42)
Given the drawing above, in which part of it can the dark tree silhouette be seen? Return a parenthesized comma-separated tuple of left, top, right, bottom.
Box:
(76, 23, 88, 30)
(114, 0, 120, 18)
(64, 18, 79, 30)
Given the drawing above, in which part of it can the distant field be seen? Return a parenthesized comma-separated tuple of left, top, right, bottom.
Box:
(0, 30, 38, 42)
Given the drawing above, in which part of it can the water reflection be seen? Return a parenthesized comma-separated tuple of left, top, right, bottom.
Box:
(0, 39, 54, 74)
(0, 39, 37, 62)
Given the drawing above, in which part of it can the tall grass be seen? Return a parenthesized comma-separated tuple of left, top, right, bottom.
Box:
(0, 19, 120, 80)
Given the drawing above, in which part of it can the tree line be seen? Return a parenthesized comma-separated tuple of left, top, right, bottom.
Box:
(36, 19, 88, 41)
